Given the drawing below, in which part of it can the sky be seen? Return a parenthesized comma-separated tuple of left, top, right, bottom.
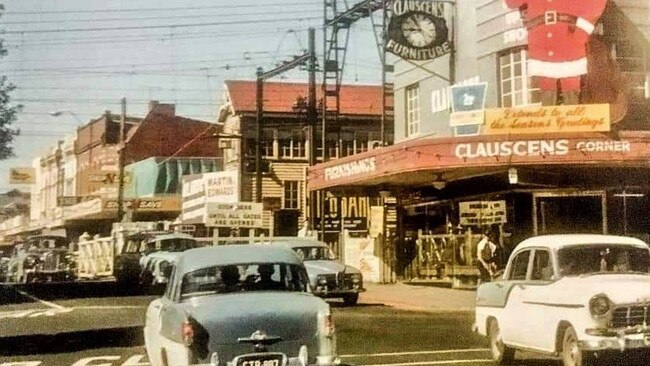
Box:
(0, 0, 385, 193)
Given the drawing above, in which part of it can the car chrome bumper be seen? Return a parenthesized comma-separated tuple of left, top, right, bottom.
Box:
(312, 288, 365, 297)
(581, 327, 650, 351)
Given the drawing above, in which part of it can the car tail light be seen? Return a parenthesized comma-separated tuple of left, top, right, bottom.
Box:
(324, 314, 335, 337)
(182, 320, 194, 346)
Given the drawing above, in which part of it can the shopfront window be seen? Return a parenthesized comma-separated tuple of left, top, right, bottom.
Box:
(614, 39, 648, 102)
(405, 83, 420, 137)
(499, 48, 540, 107)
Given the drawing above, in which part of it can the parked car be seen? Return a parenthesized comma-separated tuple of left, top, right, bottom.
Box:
(5, 235, 75, 283)
(474, 234, 650, 366)
(138, 233, 201, 289)
(274, 238, 365, 306)
(144, 244, 338, 366)
(114, 230, 170, 286)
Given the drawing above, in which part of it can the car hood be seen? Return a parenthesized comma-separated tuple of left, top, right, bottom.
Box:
(304, 260, 360, 275)
(146, 252, 181, 263)
(544, 274, 650, 305)
(181, 291, 328, 344)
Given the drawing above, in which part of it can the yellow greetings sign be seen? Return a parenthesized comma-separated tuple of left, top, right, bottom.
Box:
(483, 104, 610, 135)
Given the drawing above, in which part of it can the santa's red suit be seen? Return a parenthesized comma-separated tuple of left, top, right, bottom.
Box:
(504, 0, 607, 104)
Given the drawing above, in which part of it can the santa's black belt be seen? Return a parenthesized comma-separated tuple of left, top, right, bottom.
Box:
(525, 11, 577, 29)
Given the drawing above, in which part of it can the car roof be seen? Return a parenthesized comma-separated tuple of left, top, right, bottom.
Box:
(145, 233, 195, 243)
(175, 244, 303, 275)
(269, 238, 328, 249)
(516, 234, 648, 251)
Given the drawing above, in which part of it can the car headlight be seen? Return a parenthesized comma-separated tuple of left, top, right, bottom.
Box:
(298, 345, 309, 366)
(317, 275, 327, 285)
(589, 294, 611, 317)
(158, 260, 171, 274)
(25, 256, 39, 268)
(349, 273, 362, 283)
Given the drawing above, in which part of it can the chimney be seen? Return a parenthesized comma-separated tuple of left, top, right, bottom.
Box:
(149, 100, 175, 117)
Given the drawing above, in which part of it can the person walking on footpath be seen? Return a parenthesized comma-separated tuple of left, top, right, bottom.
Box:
(476, 228, 497, 284)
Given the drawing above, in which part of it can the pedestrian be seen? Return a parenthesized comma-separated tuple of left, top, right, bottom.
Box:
(476, 228, 497, 284)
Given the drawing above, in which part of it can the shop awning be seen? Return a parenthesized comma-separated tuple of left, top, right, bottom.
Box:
(307, 131, 650, 191)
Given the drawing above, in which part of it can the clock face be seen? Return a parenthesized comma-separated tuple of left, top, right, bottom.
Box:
(400, 13, 436, 48)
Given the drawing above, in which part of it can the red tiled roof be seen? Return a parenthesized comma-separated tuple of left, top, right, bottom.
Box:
(224, 80, 392, 116)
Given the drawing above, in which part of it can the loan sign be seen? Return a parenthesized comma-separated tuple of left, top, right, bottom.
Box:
(459, 200, 507, 226)
(483, 104, 610, 135)
(204, 202, 263, 228)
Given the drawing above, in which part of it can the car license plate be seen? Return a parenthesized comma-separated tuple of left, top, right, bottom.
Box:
(236, 353, 284, 366)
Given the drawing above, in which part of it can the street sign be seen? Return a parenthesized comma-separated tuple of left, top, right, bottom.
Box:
(204, 202, 263, 228)
(459, 200, 507, 226)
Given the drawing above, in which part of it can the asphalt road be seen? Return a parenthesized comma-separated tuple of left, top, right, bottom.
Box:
(0, 283, 647, 366)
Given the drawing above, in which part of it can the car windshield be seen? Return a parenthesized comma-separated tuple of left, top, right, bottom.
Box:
(180, 262, 310, 299)
(293, 246, 335, 261)
(558, 244, 650, 276)
(156, 238, 199, 252)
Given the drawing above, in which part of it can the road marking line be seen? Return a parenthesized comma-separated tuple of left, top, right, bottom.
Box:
(72, 306, 147, 310)
(16, 289, 67, 310)
(341, 349, 490, 358)
(364, 359, 493, 366)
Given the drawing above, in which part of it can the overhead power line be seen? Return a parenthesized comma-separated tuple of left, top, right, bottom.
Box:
(4, 2, 318, 15)
(2, 16, 321, 34)
(1, 9, 321, 25)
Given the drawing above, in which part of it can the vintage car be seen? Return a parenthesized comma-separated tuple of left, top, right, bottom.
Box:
(474, 234, 650, 366)
(138, 233, 201, 288)
(114, 230, 171, 286)
(274, 238, 365, 306)
(5, 235, 75, 283)
(143, 244, 338, 366)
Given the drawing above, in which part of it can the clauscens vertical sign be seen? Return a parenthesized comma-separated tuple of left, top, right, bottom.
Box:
(385, 0, 452, 61)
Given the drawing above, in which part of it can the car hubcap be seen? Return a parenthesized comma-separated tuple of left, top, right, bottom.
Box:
(565, 332, 580, 366)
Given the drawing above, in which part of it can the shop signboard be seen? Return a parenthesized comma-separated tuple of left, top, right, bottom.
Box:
(313, 195, 372, 233)
(449, 82, 488, 127)
(483, 104, 610, 135)
(103, 197, 181, 211)
(82, 170, 132, 187)
(385, 0, 452, 61)
(459, 200, 507, 226)
(204, 202, 263, 228)
(203, 171, 239, 203)
(9, 168, 35, 184)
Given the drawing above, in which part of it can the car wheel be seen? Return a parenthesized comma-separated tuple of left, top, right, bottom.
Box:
(343, 293, 359, 306)
(561, 326, 583, 366)
(488, 319, 514, 364)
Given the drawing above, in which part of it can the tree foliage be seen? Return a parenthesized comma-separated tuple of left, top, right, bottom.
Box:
(0, 3, 22, 160)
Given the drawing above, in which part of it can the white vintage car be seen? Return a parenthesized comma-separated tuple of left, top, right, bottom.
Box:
(474, 234, 650, 366)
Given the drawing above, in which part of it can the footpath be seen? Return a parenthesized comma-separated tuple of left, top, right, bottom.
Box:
(358, 282, 476, 312)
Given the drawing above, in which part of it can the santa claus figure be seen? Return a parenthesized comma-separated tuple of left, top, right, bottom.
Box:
(504, 0, 607, 105)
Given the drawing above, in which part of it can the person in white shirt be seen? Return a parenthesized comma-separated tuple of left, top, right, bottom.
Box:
(476, 229, 497, 284)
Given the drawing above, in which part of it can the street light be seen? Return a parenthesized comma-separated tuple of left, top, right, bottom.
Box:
(50, 110, 83, 126)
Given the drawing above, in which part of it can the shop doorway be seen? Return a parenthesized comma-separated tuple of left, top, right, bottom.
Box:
(533, 191, 606, 235)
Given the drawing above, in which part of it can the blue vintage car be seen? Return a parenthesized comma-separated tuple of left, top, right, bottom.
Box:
(143, 244, 338, 366)
(274, 239, 365, 306)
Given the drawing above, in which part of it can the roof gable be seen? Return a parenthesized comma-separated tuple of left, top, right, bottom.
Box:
(224, 80, 392, 116)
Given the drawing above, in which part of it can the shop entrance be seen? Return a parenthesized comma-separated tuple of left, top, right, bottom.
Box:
(533, 191, 606, 235)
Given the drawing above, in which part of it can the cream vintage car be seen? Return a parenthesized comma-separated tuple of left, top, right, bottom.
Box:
(474, 234, 650, 366)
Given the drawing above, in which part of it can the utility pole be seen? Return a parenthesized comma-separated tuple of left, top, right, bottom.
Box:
(307, 28, 317, 230)
(254, 48, 312, 203)
(117, 97, 127, 222)
(255, 68, 264, 203)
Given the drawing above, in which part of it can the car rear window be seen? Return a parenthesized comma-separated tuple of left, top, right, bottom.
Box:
(180, 262, 310, 299)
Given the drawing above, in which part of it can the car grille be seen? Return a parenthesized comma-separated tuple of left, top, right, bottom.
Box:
(42, 252, 60, 271)
(611, 305, 649, 328)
